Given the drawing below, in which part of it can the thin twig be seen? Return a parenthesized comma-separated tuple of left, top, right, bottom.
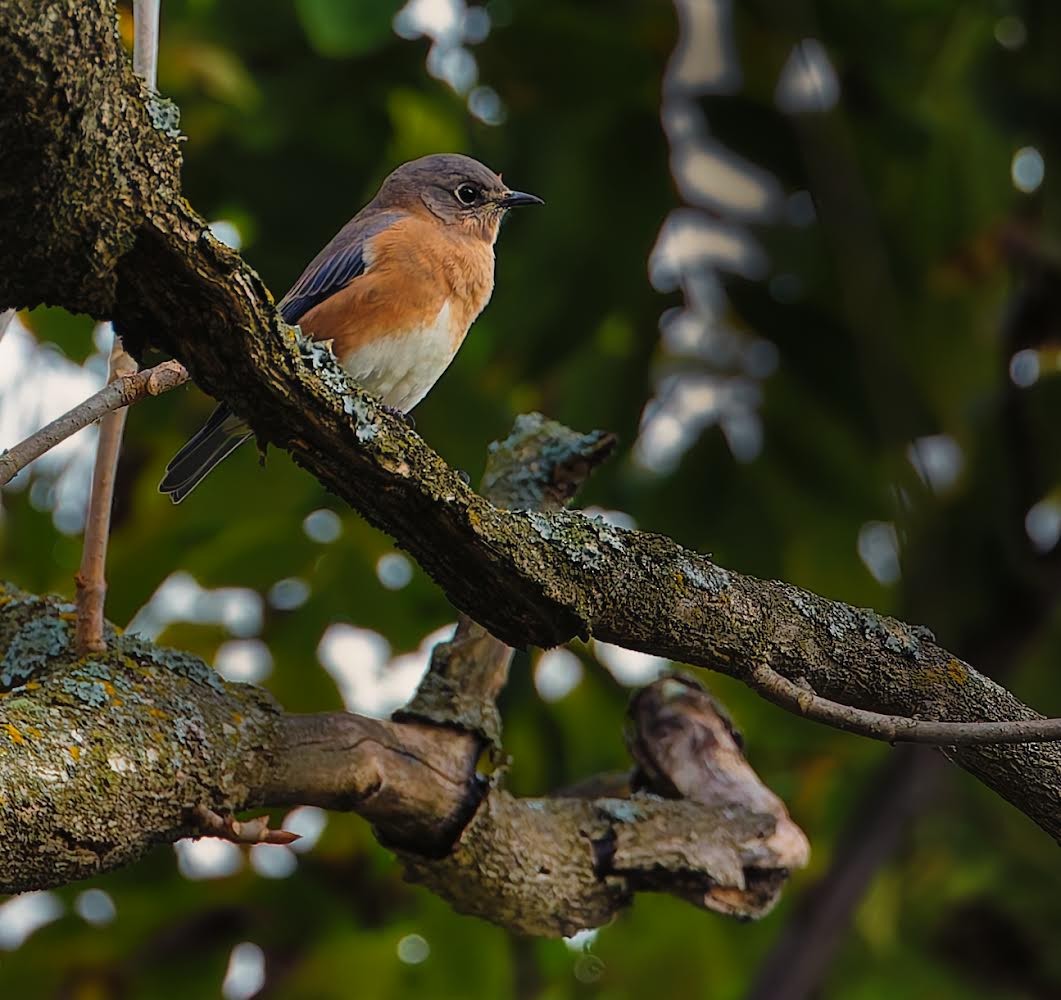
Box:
(748, 662, 1061, 745)
(189, 805, 299, 846)
(132, 0, 160, 90)
(75, 337, 138, 653)
(0, 360, 187, 487)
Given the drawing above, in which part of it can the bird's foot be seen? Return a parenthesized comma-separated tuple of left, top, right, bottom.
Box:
(381, 404, 415, 429)
(456, 469, 471, 486)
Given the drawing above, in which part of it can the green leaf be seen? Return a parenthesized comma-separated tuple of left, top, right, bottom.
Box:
(295, 0, 402, 57)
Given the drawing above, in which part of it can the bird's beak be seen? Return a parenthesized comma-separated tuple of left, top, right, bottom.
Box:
(499, 189, 544, 208)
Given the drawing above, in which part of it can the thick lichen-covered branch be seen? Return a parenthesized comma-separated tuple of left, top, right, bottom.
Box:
(0, 589, 806, 928)
(1, 0, 1059, 846)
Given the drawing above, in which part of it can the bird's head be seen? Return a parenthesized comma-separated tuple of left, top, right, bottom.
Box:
(375, 153, 542, 243)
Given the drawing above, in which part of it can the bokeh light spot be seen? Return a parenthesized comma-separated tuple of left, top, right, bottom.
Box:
(303, 508, 343, 543)
(0, 892, 63, 950)
(534, 648, 584, 702)
(857, 522, 901, 586)
(397, 933, 430, 964)
(376, 552, 414, 590)
(268, 577, 311, 611)
(1025, 500, 1061, 554)
(1009, 348, 1040, 387)
(994, 16, 1027, 51)
(74, 889, 116, 927)
(222, 942, 266, 1000)
(1011, 146, 1044, 193)
(215, 638, 273, 683)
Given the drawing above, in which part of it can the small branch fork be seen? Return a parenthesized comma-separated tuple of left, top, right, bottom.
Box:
(0, 359, 187, 487)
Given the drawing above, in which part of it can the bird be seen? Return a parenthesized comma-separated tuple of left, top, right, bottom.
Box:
(158, 152, 542, 503)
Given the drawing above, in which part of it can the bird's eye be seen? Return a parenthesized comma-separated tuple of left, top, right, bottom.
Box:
(455, 183, 480, 205)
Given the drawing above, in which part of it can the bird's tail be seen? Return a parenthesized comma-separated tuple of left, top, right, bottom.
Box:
(159, 403, 252, 504)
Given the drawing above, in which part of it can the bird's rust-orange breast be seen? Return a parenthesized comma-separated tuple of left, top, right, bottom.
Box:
(298, 213, 495, 357)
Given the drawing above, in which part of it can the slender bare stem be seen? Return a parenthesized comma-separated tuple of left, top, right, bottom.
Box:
(0, 360, 187, 487)
(132, 0, 160, 90)
(748, 662, 1061, 745)
(75, 337, 136, 652)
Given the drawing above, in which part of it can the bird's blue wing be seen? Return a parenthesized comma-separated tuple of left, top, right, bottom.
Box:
(278, 210, 405, 325)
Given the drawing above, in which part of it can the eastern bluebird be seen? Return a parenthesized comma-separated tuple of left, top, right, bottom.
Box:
(159, 153, 542, 503)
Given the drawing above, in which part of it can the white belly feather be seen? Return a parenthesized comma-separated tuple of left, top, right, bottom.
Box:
(340, 300, 459, 413)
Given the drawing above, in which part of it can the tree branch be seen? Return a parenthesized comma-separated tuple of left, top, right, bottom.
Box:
(0, 359, 188, 487)
(0, 411, 808, 932)
(1, 0, 1060, 844)
(746, 662, 1061, 745)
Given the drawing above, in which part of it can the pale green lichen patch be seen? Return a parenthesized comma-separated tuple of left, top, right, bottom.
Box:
(296, 332, 385, 443)
(1, 615, 71, 688)
(524, 511, 624, 570)
(352, 403, 381, 444)
(581, 513, 626, 551)
(785, 586, 820, 622)
(857, 609, 923, 658)
(680, 558, 732, 597)
(146, 93, 181, 138)
(58, 675, 110, 707)
(128, 639, 225, 693)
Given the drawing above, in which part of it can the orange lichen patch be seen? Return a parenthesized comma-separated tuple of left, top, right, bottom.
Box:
(231, 712, 243, 725)
(4, 723, 24, 744)
(146, 706, 168, 719)
(58, 610, 77, 622)
(25, 726, 41, 739)
(68, 746, 81, 761)
(102, 681, 117, 698)
(946, 659, 968, 684)
(25, 680, 40, 691)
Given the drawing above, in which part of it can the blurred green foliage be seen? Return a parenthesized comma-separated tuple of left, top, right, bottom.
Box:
(2, 0, 1061, 997)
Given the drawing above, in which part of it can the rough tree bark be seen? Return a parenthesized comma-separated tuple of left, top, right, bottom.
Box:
(0, 0, 1058, 926)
